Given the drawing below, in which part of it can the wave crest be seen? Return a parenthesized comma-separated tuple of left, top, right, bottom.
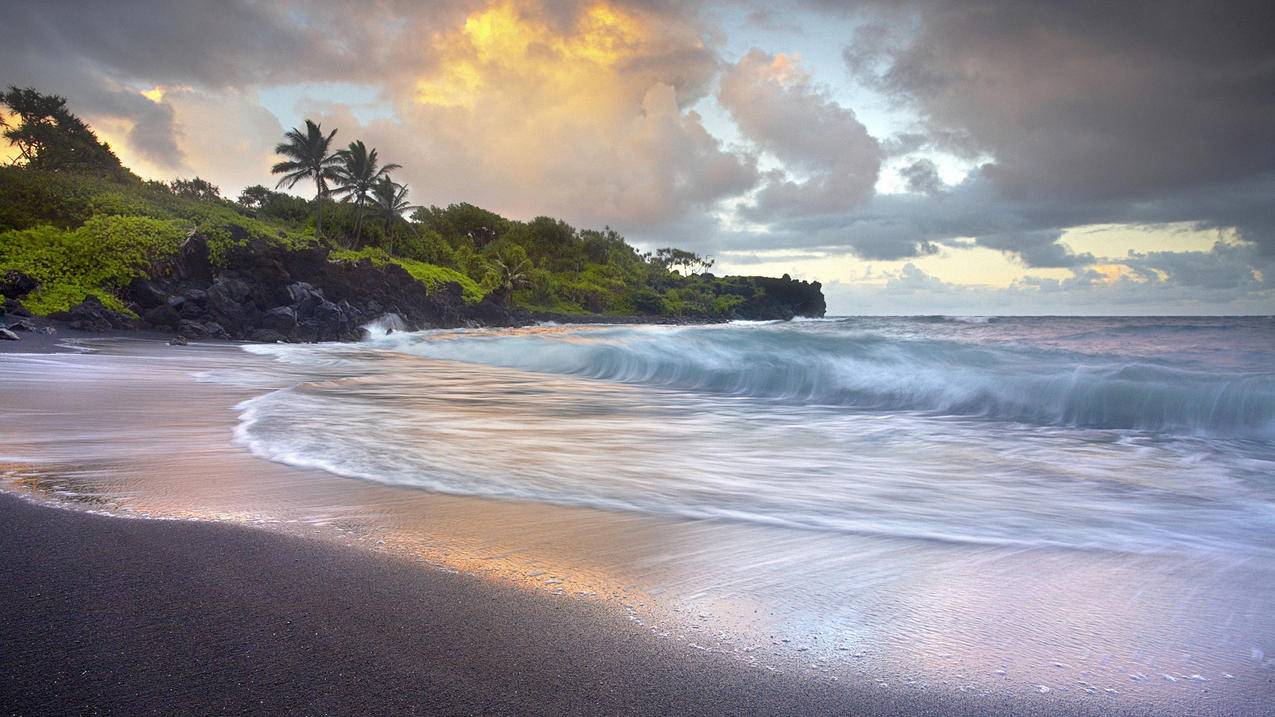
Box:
(373, 323, 1275, 438)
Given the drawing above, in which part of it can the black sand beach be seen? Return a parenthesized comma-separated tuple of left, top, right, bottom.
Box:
(0, 493, 1166, 717)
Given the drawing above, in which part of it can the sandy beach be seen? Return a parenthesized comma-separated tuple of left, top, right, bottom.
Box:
(2, 490, 1176, 717)
(2, 331, 1272, 716)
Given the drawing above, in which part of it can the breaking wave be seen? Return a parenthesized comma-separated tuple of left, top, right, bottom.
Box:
(355, 320, 1275, 439)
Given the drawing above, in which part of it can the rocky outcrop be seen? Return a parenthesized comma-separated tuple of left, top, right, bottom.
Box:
(49, 295, 139, 332)
(39, 234, 824, 343)
(113, 235, 477, 342)
(733, 274, 826, 321)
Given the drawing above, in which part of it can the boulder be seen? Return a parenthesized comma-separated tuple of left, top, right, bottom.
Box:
(202, 321, 229, 339)
(212, 276, 252, 303)
(175, 234, 215, 284)
(176, 320, 228, 340)
(261, 306, 298, 334)
(124, 277, 167, 309)
(206, 279, 249, 329)
(143, 303, 182, 330)
(293, 319, 320, 343)
(178, 299, 206, 319)
(315, 300, 343, 321)
(0, 328, 19, 341)
(49, 295, 138, 332)
(287, 282, 324, 318)
(169, 335, 189, 346)
(0, 270, 38, 299)
(4, 320, 53, 335)
(3, 298, 31, 317)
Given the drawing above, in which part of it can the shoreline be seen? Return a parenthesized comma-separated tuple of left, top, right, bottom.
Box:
(0, 491, 1148, 717)
(2, 326, 1270, 715)
(0, 313, 731, 355)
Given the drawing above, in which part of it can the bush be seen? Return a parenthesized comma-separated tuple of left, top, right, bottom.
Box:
(0, 215, 186, 314)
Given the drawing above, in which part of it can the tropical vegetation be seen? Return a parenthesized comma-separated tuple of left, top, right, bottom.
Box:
(1, 87, 821, 321)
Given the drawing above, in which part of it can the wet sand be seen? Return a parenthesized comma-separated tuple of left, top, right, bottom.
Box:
(1, 334, 1271, 715)
(0, 492, 1156, 717)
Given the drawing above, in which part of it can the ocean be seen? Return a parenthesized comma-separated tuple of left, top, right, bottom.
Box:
(3, 315, 1273, 711)
(233, 316, 1275, 556)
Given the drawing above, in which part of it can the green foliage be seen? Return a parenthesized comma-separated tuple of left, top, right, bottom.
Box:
(1, 89, 822, 324)
(331, 247, 484, 303)
(168, 177, 221, 201)
(0, 165, 315, 265)
(653, 247, 714, 274)
(271, 119, 342, 238)
(396, 227, 455, 265)
(0, 216, 186, 315)
(237, 184, 313, 225)
(330, 140, 400, 248)
(414, 203, 508, 248)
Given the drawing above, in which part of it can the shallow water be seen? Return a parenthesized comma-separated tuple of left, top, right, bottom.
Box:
(2, 317, 1274, 713)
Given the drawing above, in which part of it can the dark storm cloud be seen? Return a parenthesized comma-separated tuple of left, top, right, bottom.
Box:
(826, 0, 1275, 264)
(873, 1, 1275, 201)
(4, 2, 327, 87)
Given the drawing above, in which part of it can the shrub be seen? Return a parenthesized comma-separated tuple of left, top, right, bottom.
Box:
(0, 215, 186, 314)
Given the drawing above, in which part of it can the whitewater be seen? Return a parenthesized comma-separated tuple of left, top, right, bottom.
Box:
(232, 316, 1275, 557)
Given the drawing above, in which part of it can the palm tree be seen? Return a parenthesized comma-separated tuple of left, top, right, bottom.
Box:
(490, 251, 532, 307)
(370, 176, 419, 253)
(271, 120, 341, 238)
(332, 140, 400, 247)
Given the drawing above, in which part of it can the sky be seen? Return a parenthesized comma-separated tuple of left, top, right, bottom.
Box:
(3, 0, 1273, 315)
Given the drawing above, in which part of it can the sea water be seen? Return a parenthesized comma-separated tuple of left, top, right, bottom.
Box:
(4, 316, 1274, 710)
(235, 316, 1275, 556)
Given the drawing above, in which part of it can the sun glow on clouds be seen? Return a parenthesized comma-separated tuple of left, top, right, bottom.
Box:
(415, 1, 655, 111)
(379, 0, 750, 226)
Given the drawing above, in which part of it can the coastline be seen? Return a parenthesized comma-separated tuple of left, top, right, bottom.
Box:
(2, 328, 1270, 716)
(0, 492, 1156, 717)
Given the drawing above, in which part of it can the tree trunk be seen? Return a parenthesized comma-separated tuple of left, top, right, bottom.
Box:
(353, 199, 364, 248)
(315, 185, 324, 239)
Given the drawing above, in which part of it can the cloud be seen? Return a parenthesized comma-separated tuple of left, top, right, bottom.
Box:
(351, 0, 755, 227)
(843, 1, 1275, 239)
(974, 229, 1094, 269)
(0, 0, 385, 168)
(1, 0, 756, 228)
(899, 158, 943, 195)
(823, 242, 1275, 315)
(718, 49, 881, 219)
(1, 0, 1270, 312)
